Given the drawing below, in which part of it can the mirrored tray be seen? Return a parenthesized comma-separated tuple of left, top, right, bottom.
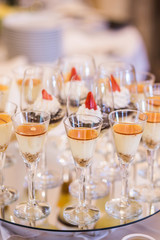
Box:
(1, 135, 160, 234)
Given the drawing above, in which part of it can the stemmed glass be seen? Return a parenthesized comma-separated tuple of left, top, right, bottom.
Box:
(35, 66, 65, 189)
(0, 75, 14, 168)
(97, 61, 136, 181)
(20, 66, 43, 111)
(105, 109, 147, 219)
(63, 114, 102, 226)
(12, 111, 50, 220)
(0, 101, 18, 205)
(68, 70, 112, 199)
(130, 84, 160, 202)
(57, 54, 96, 169)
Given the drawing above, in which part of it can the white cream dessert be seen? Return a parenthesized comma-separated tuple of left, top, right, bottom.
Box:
(113, 86, 131, 109)
(15, 124, 47, 163)
(142, 112, 160, 149)
(0, 85, 10, 112)
(59, 67, 88, 105)
(113, 123, 143, 163)
(32, 89, 64, 128)
(68, 128, 98, 167)
(0, 114, 12, 152)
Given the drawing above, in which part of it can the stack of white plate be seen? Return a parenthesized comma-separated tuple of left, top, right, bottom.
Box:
(2, 12, 63, 63)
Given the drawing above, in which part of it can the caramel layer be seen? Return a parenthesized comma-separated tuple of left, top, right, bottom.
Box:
(68, 127, 98, 140)
(0, 114, 11, 124)
(17, 78, 41, 86)
(16, 124, 46, 136)
(113, 123, 142, 135)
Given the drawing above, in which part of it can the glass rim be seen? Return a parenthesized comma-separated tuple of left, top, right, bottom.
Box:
(136, 71, 155, 80)
(12, 110, 50, 124)
(24, 65, 43, 75)
(109, 109, 148, 124)
(63, 113, 103, 129)
(98, 61, 135, 74)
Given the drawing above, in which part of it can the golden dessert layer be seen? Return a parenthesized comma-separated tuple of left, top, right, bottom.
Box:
(68, 127, 98, 140)
(148, 96, 160, 107)
(16, 124, 46, 136)
(17, 78, 41, 86)
(113, 123, 143, 135)
(0, 113, 11, 124)
(0, 84, 9, 91)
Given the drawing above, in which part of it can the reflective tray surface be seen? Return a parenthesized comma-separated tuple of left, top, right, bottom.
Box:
(1, 134, 160, 233)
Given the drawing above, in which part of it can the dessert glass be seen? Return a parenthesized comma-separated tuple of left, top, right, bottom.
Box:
(68, 71, 113, 199)
(20, 66, 43, 111)
(35, 66, 65, 189)
(0, 101, 18, 206)
(63, 114, 102, 226)
(130, 85, 160, 202)
(57, 54, 96, 179)
(106, 109, 147, 219)
(0, 75, 14, 168)
(12, 111, 50, 220)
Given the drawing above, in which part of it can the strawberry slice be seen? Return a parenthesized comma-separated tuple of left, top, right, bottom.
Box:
(85, 91, 97, 110)
(42, 89, 53, 100)
(69, 67, 81, 81)
(110, 74, 120, 92)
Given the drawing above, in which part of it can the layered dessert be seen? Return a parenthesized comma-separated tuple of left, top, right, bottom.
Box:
(0, 113, 12, 152)
(0, 84, 10, 112)
(15, 123, 47, 163)
(142, 111, 160, 150)
(113, 123, 143, 163)
(59, 67, 88, 106)
(32, 89, 64, 129)
(68, 128, 98, 167)
(77, 91, 109, 130)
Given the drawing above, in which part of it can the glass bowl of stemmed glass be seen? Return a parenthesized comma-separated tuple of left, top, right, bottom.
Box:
(0, 101, 18, 206)
(12, 110, 50, 221)
(130, 84, 160, 203)
(105, 109, 147, 219)
(63, 113, 103, 227)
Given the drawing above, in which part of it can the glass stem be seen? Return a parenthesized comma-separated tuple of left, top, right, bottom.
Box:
(0, 152, 5, 190)
(26, 161, 37, 206)
(120, 162, 129, 208)
(147, 149, 155, 188)
(78, 167, 86, 208)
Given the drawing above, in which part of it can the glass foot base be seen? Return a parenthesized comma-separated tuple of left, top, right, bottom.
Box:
(69, 179, 109, 199)
(130, 185, 160, 203)
(36, 169, 63, 189)
(0, 187, 18, 206)
(63, 205, 100, 226)
(105, 198, 142, 219)
(14, 201, 50, 221)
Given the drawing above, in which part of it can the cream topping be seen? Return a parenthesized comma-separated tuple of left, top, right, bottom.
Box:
(113, 86, 130, 109)
(33, 96, 60, 115)
(76, 104, 102, 123)
(60, 81, 88, 100)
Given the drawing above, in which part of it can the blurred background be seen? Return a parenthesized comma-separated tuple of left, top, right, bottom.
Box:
(0, 0, 160, 80)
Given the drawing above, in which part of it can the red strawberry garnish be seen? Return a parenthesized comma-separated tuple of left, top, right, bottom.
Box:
(42, 89, 53, 100)
(69, 67, 81, 81)
(85, 91, 97, 110)
(110, 74, 120, 92)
